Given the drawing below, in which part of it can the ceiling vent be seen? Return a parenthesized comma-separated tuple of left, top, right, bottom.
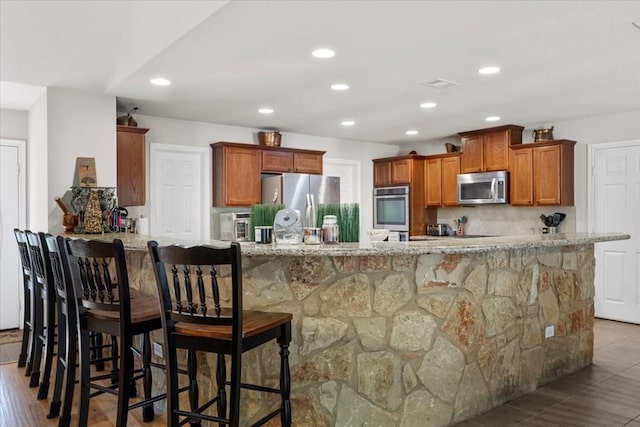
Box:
(421, 79, 460, 89)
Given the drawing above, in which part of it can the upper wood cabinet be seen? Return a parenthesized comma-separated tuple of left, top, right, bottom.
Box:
(424, 153, 461, 207)
(509, 140, 576, 206)
(117, 125, 149, 206)
(293, 151, 323, 174)
(211, 142, 326, 206)
(212, 143, 262, 206)
(260, 149, 324, 174)
(373, 157, 415, 187)
(459, 125, 524, 173)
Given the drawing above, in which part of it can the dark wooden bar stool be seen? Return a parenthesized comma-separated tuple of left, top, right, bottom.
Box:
(64, 237, 165, 427)
(13, 229, 34, 369)
(148, 241, 292, 427)
(25, 231, 57, 399)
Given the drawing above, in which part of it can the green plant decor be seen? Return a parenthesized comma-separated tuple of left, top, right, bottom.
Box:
(339, 203, 360, 242)
(250, 203, 283, 241)
(317, 203, 360, 242)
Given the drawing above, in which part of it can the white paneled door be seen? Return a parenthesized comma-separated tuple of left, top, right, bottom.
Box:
(0, 140, 26, 330)
(591, 141, 640, 323)
(150, 144, 209, 240)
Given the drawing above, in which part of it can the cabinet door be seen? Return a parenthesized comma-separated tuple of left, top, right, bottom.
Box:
(391, 159, 412, 184)
(373, 161, 391, 187)
(460, 135, 483, 173)
(441, 156, 460, 206)
(117, 126, 148, 206)
(510, 148, 533, 205)
(425, 158, 442, 207)
(262, 150, 293, 173)
(218, 146, 261, 206)
(533, 145, 562, 205)
(293, 152, 323, 174)
(483, 131, 510, 171)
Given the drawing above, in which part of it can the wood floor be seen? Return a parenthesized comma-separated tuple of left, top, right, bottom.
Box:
(1, 319, 640, 426)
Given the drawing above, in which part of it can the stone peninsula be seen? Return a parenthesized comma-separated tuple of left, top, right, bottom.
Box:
(76, 232, 627, 426)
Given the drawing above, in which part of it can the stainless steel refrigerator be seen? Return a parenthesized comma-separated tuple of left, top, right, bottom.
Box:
(261, 174, 340, 227)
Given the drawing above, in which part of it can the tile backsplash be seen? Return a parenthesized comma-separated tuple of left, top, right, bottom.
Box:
(437, 205, 576, 236)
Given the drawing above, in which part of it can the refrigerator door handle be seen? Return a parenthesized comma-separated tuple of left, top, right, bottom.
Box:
(310, 194, 316, 228)
(272, 188, 279, 204)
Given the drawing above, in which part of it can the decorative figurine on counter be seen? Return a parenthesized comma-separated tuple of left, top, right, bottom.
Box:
(83, 190, 104, 233)
(54, 196, 78, 233)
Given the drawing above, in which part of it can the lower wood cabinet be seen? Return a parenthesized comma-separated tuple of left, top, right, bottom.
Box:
(509, 140, 575, 206)
(117, 125, 149, 206)
(425, 153, 460, 207)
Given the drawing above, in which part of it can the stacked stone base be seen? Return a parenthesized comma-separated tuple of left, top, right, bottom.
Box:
(126, 243, 595, 426)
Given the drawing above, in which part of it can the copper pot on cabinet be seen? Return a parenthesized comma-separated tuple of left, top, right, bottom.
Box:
(532, 126, 554, 142)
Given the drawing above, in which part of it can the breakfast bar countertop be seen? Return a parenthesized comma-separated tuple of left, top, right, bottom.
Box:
(68, 232, 629, 256)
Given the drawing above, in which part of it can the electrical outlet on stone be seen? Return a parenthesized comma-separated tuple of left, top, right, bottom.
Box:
(153, 342, 163, 359)
(544, 325, 555, 339)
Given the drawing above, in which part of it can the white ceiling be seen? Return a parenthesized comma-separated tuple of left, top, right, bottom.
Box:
(2, 0, 639, 145)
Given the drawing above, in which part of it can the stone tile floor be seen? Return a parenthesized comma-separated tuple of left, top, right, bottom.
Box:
(457, 318, 640, 426)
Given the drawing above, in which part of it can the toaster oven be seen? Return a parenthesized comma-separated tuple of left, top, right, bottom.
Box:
(219, 212, 251, 242)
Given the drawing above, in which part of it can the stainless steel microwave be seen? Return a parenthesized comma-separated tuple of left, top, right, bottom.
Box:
(457, 171, 509, 205)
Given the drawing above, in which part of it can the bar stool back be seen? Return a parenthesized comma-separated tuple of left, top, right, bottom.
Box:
(148, 241, 292, 427)
(13, 229, 34, 370)
(25, 231, 57, 398)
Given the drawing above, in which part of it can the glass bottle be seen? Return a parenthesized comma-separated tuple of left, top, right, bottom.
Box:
(322, 215, 339, 244)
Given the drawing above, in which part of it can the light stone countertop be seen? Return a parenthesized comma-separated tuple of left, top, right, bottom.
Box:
(67, 232, 629, 256)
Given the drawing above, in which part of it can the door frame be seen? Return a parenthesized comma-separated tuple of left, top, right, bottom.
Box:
(1, 138, 27, 329)
(150, 143, 210, 239)
(587, 139, 640, 232)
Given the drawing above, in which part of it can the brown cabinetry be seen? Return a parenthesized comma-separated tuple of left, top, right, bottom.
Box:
(509, 140, 576, 206)
(116, 125, 148, 206)
(212, 143, 262, 206)
(260, 149, 324, 174)
(211, 142, 325, 206)
(459, 125, 524, 173)
(373, 157, 414, 187)
(424, 153, 461, 207)
(372, 155, 435, 236)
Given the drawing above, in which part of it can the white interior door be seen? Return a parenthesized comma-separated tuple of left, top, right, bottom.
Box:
(150, 144, 209, 241)
(0, 140, 26, 330)
(591, 141, 640, 323)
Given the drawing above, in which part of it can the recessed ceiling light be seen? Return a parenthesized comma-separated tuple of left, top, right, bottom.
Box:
(478, 66, 501, 75)
(485, 116, 501, 122)
(312, 48, 335, 58)
(420, 102, 437, 109)
(331, 83, 349, 91)
(341, 120, 355, 126)
(150, 77, 171, 86)
(258, 108, 274, 114)
(406, 130, 419, 135)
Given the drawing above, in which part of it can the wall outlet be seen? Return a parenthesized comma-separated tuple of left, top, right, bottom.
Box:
(544, 325, 555, 339)
(153, 342, 163, 358)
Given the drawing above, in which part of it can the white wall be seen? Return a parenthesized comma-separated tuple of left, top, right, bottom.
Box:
(537, 109, 640, 232)
(45, 88, 116, 232)
(133, 114, 401, 234)
(0, 109, 28, 140)
(27, 91, 48, 231)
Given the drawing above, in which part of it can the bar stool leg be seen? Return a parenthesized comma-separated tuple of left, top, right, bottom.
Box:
(38, 291, 56, 399)
(17, 280, 31, 367)
(28, 290, 44, 387)
(216, 353, 227, 426)
(47, 304, 66, 416)
(188, 349, 200, 426)
(142, 332, 154, 422)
